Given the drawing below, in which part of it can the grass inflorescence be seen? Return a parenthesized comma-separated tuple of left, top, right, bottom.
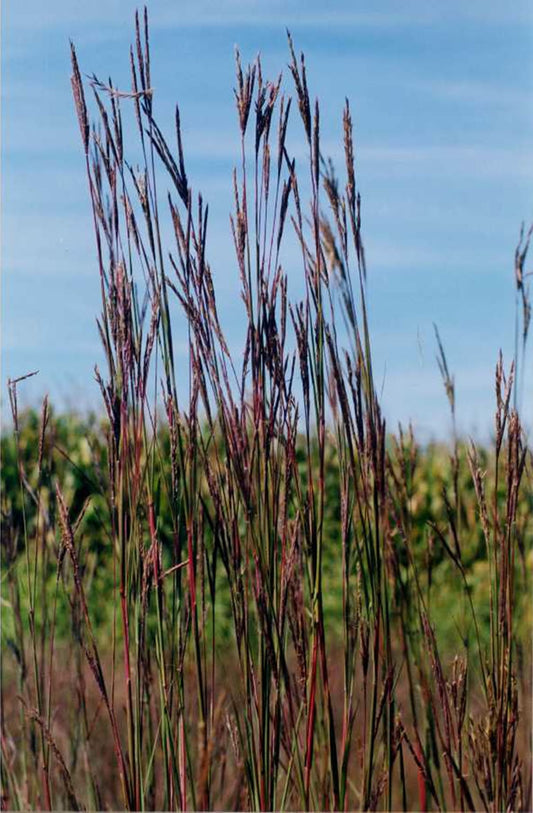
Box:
(1, 10, 531, 811)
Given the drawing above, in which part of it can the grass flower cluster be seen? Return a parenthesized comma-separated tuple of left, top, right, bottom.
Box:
(2, 11, 531, 811)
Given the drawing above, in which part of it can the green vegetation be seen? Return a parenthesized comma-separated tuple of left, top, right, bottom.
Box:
(1, 11, 531, 811)
(2, 410, 531, 653)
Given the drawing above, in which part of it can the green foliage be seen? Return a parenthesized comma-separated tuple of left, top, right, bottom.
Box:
(3, 408, 530, 653)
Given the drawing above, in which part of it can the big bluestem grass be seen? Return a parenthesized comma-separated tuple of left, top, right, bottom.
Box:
(1, 10, 531, 811)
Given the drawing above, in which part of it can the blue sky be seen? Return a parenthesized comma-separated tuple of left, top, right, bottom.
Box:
(2, 0, 532, 438)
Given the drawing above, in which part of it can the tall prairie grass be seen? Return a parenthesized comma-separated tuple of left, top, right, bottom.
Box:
(1, 11, 531, 811)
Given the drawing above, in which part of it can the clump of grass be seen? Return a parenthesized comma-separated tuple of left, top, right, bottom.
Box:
(1, 9, 531, 811)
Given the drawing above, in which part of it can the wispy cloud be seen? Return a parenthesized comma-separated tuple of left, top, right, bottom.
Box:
(151, 130, 533, 183)
(406, 77, 533, 108)
(359, 144, 533, 181)
(5, 0, 531, 35)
